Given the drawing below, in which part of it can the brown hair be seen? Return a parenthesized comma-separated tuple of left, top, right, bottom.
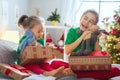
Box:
(18, 15, 41, 29)
(81, 9, 99, 24)
(18, 15, 28, 28)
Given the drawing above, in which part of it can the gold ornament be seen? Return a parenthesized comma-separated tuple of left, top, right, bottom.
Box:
(112, 59, 117, 64)
(113, 45, 116, 49)
(104, 23, 109, 29)
(115, 42, 120, 49)
(118, 53, 120, 55)
(117, 57, 120, 60)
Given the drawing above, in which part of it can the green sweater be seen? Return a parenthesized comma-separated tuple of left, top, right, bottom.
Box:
(65, 27, 94, 52)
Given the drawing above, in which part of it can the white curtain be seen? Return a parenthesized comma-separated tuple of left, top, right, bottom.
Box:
(0, 0, 9, 30)
(60, 0, 84, 27)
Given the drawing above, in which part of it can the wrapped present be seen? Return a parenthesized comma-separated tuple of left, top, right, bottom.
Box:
(20, 46, 54, 65)
(20, 46, 64, 65)
(69, 56, 111, 71)
(0, 64, 33, 80)
(53, 49, 63, 59)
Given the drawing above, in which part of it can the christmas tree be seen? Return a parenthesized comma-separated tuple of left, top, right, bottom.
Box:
(104, 6, 120, 64)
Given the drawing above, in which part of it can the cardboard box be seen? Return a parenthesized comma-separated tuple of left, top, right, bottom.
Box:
(69, 56, 111, 71)
(20, 46, 64, 65)
(0, 64, 33, 80)
(53, 49, 63, 59)
(20, 46, 54, 65)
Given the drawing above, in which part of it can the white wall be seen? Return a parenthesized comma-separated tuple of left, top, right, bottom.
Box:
(46, 27, 65, 44)
(0, 0, 63, 30)
(29, 0, 62, 26)
(0, 0, 29, 30)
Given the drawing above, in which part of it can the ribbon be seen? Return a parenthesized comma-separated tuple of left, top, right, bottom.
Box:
(4, 66, 16, 75)
(9, 64, 31, 75)
(5, 68, 11, 75)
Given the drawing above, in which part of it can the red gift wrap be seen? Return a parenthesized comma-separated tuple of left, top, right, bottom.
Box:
(0, 64, 33, 80)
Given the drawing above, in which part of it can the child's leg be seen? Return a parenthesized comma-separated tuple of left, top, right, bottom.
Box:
(43, 66, 65, 77)
(40, 62, 54, 71)
(50, 59, 75, 76)
(23, 63, 65, 77)
(23, 63, 45, 74)
(50, 59, 69, 69)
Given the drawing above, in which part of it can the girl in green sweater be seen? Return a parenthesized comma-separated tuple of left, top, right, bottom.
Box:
(17, 15, 66, 77)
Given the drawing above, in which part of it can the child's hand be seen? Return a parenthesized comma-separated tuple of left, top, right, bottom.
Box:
(62, 68, 72, 76)
(62, 68, 76, 76)
(81, 31, 91, 38)
(28, 41, 36, 46)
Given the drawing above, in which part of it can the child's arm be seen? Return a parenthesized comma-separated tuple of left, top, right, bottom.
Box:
(83, 33, 91, 40)
(83, 25, 99, 40)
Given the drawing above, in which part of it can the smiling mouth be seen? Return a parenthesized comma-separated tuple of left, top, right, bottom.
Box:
(82, 24, 88, 29)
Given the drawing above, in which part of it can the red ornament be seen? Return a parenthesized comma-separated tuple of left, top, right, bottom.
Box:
(112, 28, 118, 35)
(46, 33, 52, 44)
(116, 18, 120, 22)
(113, 14, 120, 22)
(113, 28, 117, 31)
(115, 49, 119, 53)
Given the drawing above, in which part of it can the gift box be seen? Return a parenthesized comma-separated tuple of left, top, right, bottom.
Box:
(20, 46, 55, 65)
(0, 64, 33, 80)
(20, 46, 64, 65)
(53, 49, 63, 59)
(69, 56, 111, 71)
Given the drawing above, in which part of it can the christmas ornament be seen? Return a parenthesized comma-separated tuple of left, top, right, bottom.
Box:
(103, 6, 120, 64)
(46, 32, 57, 48)
(115, 42, 120, 49)
(58, 33, 64, 49)
(46, 32, 52, 44)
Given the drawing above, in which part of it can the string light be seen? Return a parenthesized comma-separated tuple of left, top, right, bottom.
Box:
(103, 6, 120, 63)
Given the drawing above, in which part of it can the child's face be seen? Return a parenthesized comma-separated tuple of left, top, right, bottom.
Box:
(80, 12, 97, 31)
(30, 23, 43, 40)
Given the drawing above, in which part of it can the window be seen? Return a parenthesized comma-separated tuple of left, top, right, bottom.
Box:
(62, 0, 120, 28)
(75, 0, 120, 28)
